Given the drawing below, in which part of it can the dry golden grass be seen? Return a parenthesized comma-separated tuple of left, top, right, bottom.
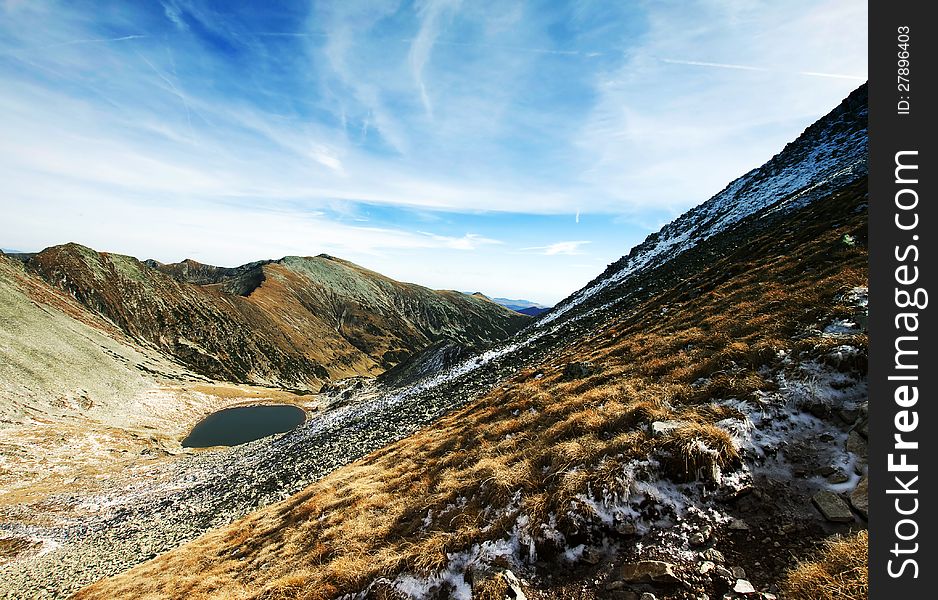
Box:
(76, 186, 868, 599)
(783, 530, 868, 600)
(473, 574, 509, 600)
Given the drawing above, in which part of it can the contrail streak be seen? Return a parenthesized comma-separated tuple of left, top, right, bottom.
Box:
(661, 58, 768, 72)
(44, 34, 148, 49)
(661, 57, 866, 81)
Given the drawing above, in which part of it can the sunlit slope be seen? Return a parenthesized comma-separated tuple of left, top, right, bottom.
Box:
(0, 255, 186, 425)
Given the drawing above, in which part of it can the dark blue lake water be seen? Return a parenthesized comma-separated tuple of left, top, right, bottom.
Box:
(182, 404, 306, 448)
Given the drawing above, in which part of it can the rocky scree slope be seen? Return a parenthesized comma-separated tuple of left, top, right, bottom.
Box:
(18, 248, 528, 389)
(56, 86, 871, 599)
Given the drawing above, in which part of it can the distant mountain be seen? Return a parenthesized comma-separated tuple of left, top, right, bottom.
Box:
(8, 246, 529, 390)
(467, 293, 551, 313)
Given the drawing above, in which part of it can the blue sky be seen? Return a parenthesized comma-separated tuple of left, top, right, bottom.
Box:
(0, 0, 866, 304)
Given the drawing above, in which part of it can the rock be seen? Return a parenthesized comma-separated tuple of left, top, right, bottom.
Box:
(563, 362, 594, 379)
(714, 565, 734, 579)
(640, 594, 658, 600)
(701, 548, 725, 563)
(838, 408, 859, 424)
(690, 531, 708, 546)
(850, 476, 869, 519)
(846, 430, 867, 457)
(854, 455, 868, 476)
(731, 566, 747, 579)
(615, 520, 638, 536)
(733, 579, 756, 594)
(650, 420, 685, 437)
(827, 470, 850, 484)
(618, 560, 682, 585)
(812, 490, 854, 523)
(728, 518, 750, 531)
(501, 570, 527, 600)
(582, 547, 603, 564)
(699, 561, 716, 575)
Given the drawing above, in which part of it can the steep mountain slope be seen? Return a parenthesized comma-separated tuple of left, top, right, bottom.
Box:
(0, 255, 183, 426)
(19, 247, 528, 389)
(0, 253, 207, 506)
(62, 86, 868, 599)
(540, 83, 867, 328)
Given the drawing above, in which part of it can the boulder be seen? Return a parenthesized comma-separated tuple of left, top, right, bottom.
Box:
(701, 548, 726, 563)
(582, 547, 603, 564)
(617, 560, 682, 585)
(846, 430, 867, 458)
(812, 490, 854, 523)
(615, 520, 638, 536)
(850, 476, 869, 519)
(501, 570, 527, 600)
(733, 579, 756, 594)
(563, 361, 594, 379)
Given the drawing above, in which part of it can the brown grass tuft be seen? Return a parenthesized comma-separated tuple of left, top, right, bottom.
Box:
(783, 530, 868, 600)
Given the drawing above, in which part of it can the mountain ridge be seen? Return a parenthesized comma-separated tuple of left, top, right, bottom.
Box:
(15, 244, 529, 388)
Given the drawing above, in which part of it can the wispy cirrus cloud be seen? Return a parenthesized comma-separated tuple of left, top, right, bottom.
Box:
(409, 0, 461, 117)
(0, 0, 866, 303)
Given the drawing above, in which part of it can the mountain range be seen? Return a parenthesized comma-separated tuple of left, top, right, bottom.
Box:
(464, 293, 552, 316)
(4, 246, 528, 390)
(0, 85, 869, 600)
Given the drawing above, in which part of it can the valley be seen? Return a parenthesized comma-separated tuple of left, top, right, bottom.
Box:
(0, 85, 869, 599)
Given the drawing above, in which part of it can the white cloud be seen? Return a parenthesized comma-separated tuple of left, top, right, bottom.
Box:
(575, 0, 867, 213)
(0, 0, 867, 304)
(426, 232, 502, 251)
(161, 1, 188, 30)
(408, 0, 461, 117)
(523, 241, 591, 256)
